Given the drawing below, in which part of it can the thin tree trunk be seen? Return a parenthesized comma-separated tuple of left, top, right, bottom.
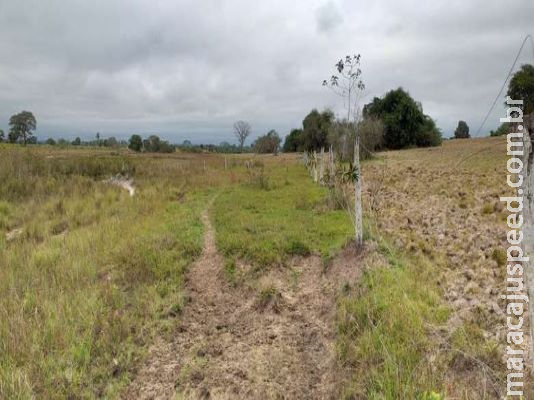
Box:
(354, 132, 363, 248)
(522, 114, 534, 358)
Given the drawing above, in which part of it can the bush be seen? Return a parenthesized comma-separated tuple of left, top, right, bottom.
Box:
(253, 130, 281, 154)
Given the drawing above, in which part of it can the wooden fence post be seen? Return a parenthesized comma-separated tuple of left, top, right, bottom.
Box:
(319, 147, 325, 185)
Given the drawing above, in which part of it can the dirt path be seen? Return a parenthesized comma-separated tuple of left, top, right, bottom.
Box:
(123, 208, 360, 399)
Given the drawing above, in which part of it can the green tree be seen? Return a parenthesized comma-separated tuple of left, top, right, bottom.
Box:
(454, 120, 470, 139)
(9, 111, 36, 145)
(45, 138, 56, 145)
(128, 134, 143, 152)
(143, 135, 161, 152)
(507, 64, 534, 114)
(254, 130, 281, 154)
(283, 129, 303, 152)
(0, 129, 4, 142)
(415, 116, 442, 147)
(490, 122, 510, 137)
(72, 137, 81, 146)
(363, 88, 441, 149)
(301, 109, 334, 151)
(103, 137, 118, 148)
(158, 141, 175, 153)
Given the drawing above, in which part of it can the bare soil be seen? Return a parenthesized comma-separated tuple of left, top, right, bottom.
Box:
(122, 209, 361, 399)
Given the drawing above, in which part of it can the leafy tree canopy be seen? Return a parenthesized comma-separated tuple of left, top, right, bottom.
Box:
(490, 122, 510, 137)
(142, 135, 174, 153)
(301, 109, 334, 151)
(507, 64, 534, 114)
(363, 88, 441, 149)
(282, 129, 303, 152)
(454, 120, 470, 139)
(128, 134, 143, 152)
(9, 111, 36, 145)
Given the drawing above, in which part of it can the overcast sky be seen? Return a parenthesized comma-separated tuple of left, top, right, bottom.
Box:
(0, 0, 532, 143)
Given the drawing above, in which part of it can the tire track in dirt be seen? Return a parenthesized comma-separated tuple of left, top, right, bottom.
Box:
(123, 207, 361, 399)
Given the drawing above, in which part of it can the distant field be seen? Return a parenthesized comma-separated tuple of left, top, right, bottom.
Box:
(0, 138, 528, 399)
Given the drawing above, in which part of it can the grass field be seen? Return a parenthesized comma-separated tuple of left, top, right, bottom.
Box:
(0, 147, 219, 398)
(0, 138, 526, 399)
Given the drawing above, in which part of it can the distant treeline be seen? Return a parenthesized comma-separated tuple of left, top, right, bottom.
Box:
(41, 135, 127, 148)
(177, 140, 252, 154)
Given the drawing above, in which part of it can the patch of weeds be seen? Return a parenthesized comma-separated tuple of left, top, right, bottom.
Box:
(289, 268, 300, 290)
(177, 356, 208, 388)
(337, 237, 446, 398)
(321, 253, 333, 273)
(256, 284, 282, 312)
(419, 391, 445, 400)
(224, 260, 237, 286)
(491, 248, 506, 267)
(481, 202, 493, 215)
(247, 167, 271, 190)
(377, 240, 403, 268)
(449, 322, 501, 372)
(161, 293, 187, 318)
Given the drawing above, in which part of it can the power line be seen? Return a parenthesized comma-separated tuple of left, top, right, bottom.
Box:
(454, 35, 534, 168)
(473, 34, 534, 137)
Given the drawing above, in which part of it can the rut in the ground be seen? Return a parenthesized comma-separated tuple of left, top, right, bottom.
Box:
(123, 209, 361, 400)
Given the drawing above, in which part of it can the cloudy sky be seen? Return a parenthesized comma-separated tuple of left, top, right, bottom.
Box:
(0, 0, 532, 143)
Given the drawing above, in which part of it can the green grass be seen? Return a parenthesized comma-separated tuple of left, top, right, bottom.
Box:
(0, 147, 215, 398)
(212, 162, 353, 268)
(336, 233, 449, 399)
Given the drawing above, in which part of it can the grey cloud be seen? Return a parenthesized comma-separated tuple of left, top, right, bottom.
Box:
(315, 2, 343, 33)
(0, 0, 531, 143)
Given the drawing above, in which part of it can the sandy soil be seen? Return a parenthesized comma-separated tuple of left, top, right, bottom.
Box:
(122, 209, 361, 400)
